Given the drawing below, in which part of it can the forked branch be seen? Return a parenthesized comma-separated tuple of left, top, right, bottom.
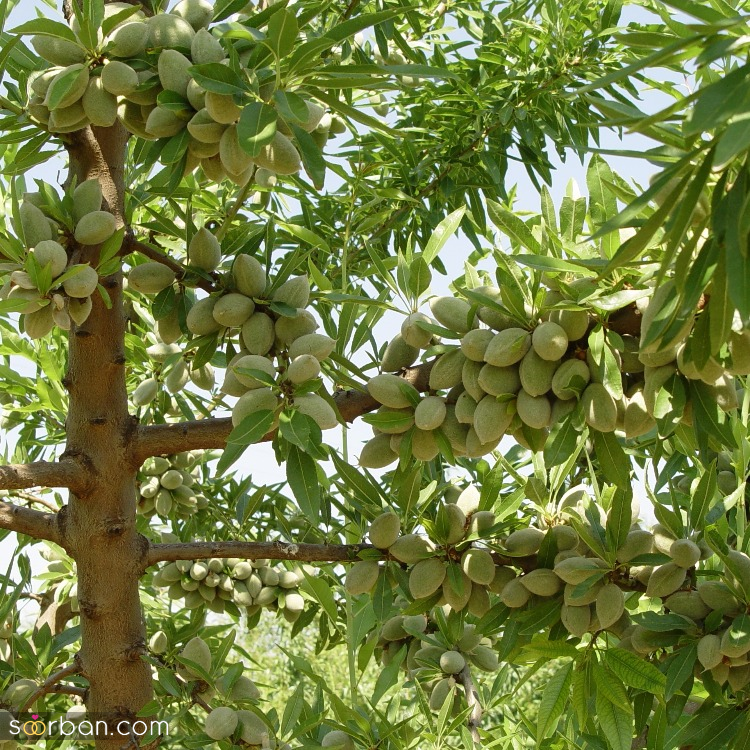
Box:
(0, 501, 62, 544)
(19, 658, 84, 713)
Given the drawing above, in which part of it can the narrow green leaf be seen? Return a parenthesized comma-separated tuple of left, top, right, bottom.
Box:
(596, 690, 633, 750)
(287, 445, 321, 522)
(237, 102, 277, 157)
(265, 8, 298, 58)
(536, 661, 573, 744)
(603, 648, 666, 693)
(422, 207, 465, 264)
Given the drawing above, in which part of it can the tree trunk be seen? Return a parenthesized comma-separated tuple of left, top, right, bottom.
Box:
(62, 121, 152, 748)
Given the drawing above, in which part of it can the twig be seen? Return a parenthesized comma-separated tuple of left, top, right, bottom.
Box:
(123, 236, 216, 294)
(458, 664, 482, 744)
(14, 490, 59, 512)
(215, 181, 254, 242)
(48, 684, 87, 698)
(0, 501, 62, 544)
(19, 658, 84, 713)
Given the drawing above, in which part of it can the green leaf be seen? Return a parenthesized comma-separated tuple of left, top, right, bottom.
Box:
(279, 411, 323, 456)
(371, 643, 405, 705)
(603, 648, 666, 694)
(606, 488, 632, 552)
(289, 123, 326, 190)
(188, 63, 247, 95)
(596, 690, 633, 750)
(592, 430, 630, 490)
(323, 8, 409, 44)
(677, 707, 745, 750)
(689, 461, 717, 530)
(286, 445, 321, 522)
(226, 409, 276, 447)
(544, 412, 581, 468)
(11, 18, 78, 44)
(420, 207, 466, 264)
(408, 255, 431, 298)
(684, 63, 750, 136)
(301, 569, 336, 621)
(236, 102, 277, 157)
(45, 65, 87, 111)
(265, 8, 298, 58)
(487, 199, 541, 254)
(536, 661, 573, 744)
(665, 644, 697, 701)
(587, 155, 618, 257)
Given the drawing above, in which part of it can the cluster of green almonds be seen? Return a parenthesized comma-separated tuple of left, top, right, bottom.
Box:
(359, 282, 744, 467)
(495, 488, 750, 692)
(0, 180, 116, 337)
(348, 483, 750, 697)
(171, 636, 289, 748)
(377, 615, 500, 713)
(346, 487, 503, 617)
(128, 236, 338, 433)
(136, 452, 208, 519)
(152, 556, 306, 621)
(673, 451, 745, 499)
(27, 1, 344, 185)
(35, 543, 81, 619)
(133, 334, 216, 406)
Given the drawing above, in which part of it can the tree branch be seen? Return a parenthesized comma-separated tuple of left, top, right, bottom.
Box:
(19, 658, 84, 713)
(458, 664, 482, 744)
(0, 459, 86, 493)
(123, 235, 217, 294)
(132, 360, 434, 462)
(12, 490, 60, 512)
(48, 684, 87, 698)
(0, 501, 61, 543)
(146, 539, 523, 569)
(147, 541, 376, 567)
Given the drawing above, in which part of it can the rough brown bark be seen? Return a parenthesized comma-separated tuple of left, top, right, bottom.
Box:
(0, 459, 87, 492)
(61, 121, 152, 748)
(0, 501, 62, 542)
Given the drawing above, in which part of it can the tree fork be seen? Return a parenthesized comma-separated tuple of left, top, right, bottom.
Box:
(63, 115, 152, 748)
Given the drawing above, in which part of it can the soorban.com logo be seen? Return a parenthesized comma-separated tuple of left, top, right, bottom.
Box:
(21, 714, 46, 737)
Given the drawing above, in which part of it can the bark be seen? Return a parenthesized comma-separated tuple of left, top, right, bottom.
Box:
(146, 540, 524, 569)
(61, 120, 152, 749)
(0, 501, 62, 543)
(0, 459, 86, 492)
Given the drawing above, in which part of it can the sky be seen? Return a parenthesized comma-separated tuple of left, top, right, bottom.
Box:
(0, 0, 667, 590)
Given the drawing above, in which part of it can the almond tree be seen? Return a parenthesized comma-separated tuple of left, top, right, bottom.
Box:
(0, 1, 749, 749)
